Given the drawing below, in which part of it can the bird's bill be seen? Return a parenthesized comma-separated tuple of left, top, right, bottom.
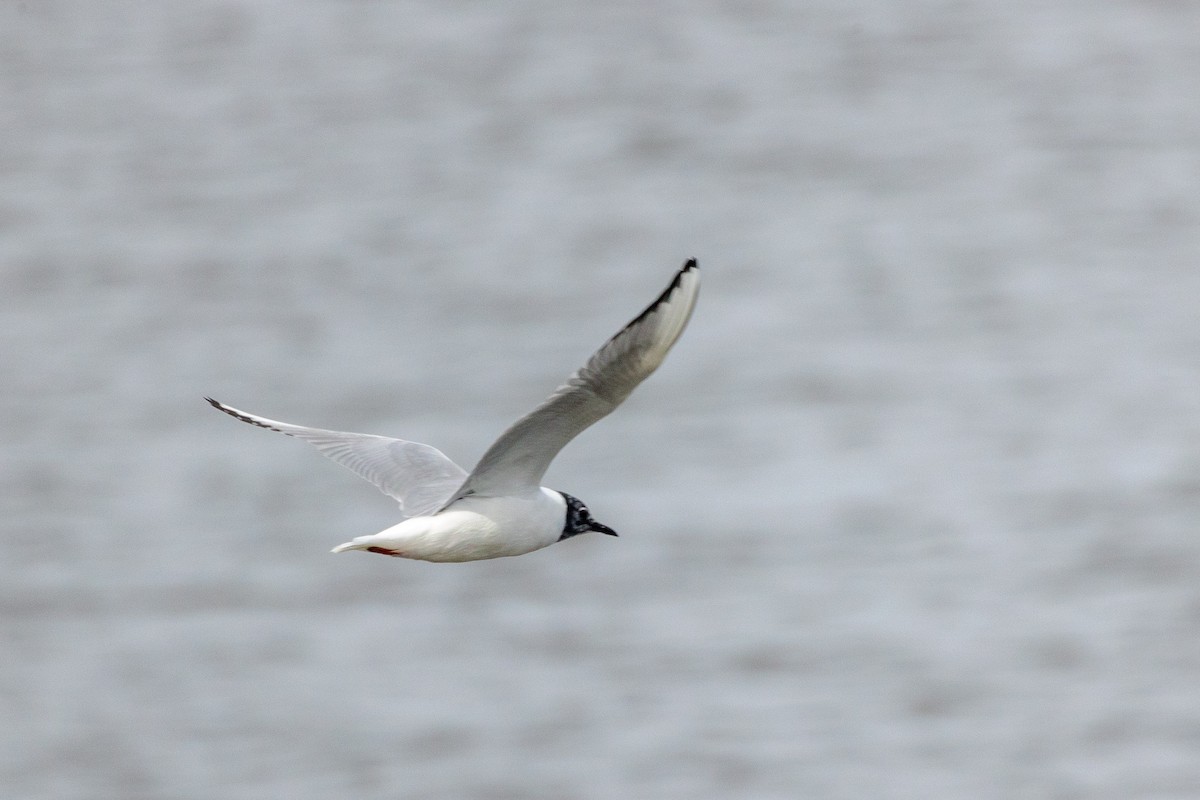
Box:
(590, 521, 619, 537)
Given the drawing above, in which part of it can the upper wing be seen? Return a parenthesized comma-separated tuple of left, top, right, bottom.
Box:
(444, 259, 700, 504)
(206, 398, 467, 519)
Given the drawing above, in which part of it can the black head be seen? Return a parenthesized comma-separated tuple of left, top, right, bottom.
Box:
(558, 492, 618, 541)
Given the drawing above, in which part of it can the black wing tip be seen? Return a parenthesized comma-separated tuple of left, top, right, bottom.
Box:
(667, 258, 698, 296)
(205, 395, 236, 416)
(205, 396, 285, 433)
(654, 257, 699, 304)
(205, 396, 237, 415)
(623, 257, 698, 329)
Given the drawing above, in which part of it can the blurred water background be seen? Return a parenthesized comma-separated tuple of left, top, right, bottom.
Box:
(4, 2, 1200, 798)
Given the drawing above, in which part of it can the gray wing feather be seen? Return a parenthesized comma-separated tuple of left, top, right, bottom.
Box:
(206, 398, 467, 519)
(446, 259, 700, 502)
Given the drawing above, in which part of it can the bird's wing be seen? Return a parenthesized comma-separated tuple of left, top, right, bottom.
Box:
(206, 398, 467, 519)
(444, 259, 700, 504)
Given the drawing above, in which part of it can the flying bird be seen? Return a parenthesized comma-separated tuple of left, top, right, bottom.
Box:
(206, 259, 700, 562)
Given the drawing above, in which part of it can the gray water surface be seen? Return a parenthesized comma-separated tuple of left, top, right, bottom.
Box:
(5, 2, 1200, 798)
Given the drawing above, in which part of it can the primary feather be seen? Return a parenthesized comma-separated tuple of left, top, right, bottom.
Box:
(204, 398, 467, 519)
(444, 259, 699, 503)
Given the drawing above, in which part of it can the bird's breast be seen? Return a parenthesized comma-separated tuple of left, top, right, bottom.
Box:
(396, 488, 566, 562)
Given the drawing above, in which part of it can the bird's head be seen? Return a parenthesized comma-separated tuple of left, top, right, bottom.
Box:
(558, 491, 618, 541)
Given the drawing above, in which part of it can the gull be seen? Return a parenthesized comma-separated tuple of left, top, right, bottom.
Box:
(206, 259, 699, 562)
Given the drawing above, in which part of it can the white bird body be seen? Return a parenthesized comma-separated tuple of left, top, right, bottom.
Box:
(331, 489, 566, 562)
(208, 259, 699, 563)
